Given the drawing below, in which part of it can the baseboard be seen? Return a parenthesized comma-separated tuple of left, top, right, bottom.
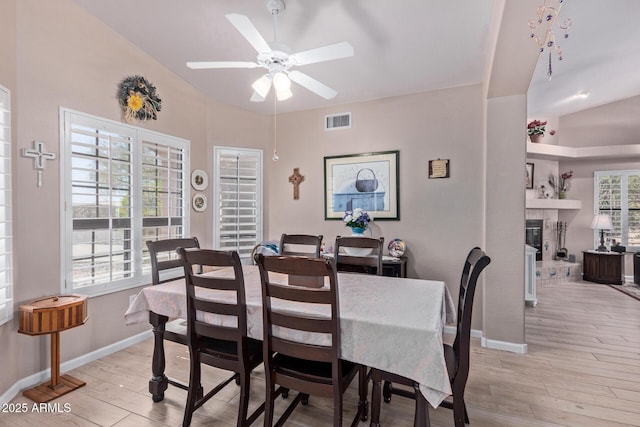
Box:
(481, 337, 528, 354)
(444, 325, 528, 353)
(0, 330, 152, 406)
(443, 324, 483, 339)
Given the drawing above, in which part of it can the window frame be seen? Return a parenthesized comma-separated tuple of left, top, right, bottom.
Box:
(212, 146, 263, 262)
(60, 108, 190, 297)
(593, 169, 640, 252)
(0, 84, 13, 326)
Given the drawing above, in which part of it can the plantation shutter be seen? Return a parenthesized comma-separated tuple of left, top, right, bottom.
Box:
(594, 170, 640, 250)
(67, 114, 137, 289)
(141, 133, 187, 274)
(0, 85, 13, 326)
(213, 147, 262, 261)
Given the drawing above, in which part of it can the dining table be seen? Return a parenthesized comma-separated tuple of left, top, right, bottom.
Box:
(124, 263, 455, 417)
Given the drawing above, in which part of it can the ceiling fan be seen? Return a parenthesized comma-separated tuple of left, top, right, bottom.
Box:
(186, 0, 354, 102)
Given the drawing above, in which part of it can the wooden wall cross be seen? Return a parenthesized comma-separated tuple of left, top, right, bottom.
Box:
(288, 168, 305, 200)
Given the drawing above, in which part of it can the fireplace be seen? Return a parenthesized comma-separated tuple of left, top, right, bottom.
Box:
(525, 220, 543, 261)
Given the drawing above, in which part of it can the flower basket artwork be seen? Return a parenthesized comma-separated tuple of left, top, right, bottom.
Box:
(117, 75, 162, 122)
(527, 120, 547, 143)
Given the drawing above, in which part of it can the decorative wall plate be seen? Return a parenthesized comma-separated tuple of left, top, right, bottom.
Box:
(192, 193, 207, 212)
(191, 169, 208, 191)
(388, 239, 406, 257)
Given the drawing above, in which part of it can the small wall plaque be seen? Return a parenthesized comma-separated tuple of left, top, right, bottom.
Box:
(428, 159, 450, 179)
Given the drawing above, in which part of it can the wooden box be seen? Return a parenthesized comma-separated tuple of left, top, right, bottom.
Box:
(19, 294, 88, 336)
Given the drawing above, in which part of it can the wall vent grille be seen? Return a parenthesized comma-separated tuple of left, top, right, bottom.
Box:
(324, 112, 351, 131)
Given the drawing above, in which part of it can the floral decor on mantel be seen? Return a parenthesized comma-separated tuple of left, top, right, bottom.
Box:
(549, 170, 573, 199)
(342, 208, 372, 233)
(527, 120, 547, 142)
(117, 75, 162, 122)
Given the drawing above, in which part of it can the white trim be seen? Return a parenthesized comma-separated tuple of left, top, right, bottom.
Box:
(443, 325, 483, 339)
(444, 325, 528, 353)
(481, 337, 528, 354)
(0, 330, 152, 405)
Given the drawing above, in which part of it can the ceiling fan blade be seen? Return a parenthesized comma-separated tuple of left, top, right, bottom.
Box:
(288, 70, 337, 99)
(250, 91, 266, 102)
(186, 61, 259, 69)
(290, 42, 354, 66)
(225, 13, 272, 54)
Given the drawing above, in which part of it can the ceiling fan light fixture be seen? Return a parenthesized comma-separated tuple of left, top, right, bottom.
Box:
(251, 75, 272, 98)
(272, 72, 291, 92)
(276, 88, 292, 101)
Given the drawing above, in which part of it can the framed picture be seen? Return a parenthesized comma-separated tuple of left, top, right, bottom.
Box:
(192, 193, 207, 212)
(526, 163, 535, 189)
(191, 169, 208, 191)
(324, 150, 399, 220)
(428, 159, 450, 179)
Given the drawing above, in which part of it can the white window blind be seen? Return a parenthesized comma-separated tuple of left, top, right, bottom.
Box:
(213, 147, 262, 261)
(594, 170, 640, 251)
(62, 109, 189, 296)
(0, 85, 12, 325)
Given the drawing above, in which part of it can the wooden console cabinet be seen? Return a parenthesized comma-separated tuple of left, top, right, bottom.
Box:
(582, 251, 624, 285)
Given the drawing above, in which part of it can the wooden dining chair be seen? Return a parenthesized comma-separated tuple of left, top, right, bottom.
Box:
(333, 236, 384, 276)
(256, 254, 367, 427)
(146, 237, 200, 393)
(178, 248, 264, 427)
(279, 233, 323, 258)
(370, 247, 491, 427)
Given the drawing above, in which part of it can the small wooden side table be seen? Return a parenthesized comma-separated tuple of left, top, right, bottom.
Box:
(18, 294, 88, 403)
(582, 251, 624, 285)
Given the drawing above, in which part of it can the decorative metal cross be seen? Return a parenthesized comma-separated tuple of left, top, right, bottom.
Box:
(22, 140, 56, 188)
(288, 168, 305, 200)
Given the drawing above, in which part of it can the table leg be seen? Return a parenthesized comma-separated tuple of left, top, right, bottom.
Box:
(149, 312, 169, 402)
(50, 331, 61, 389)
(370, 369, 381, 427)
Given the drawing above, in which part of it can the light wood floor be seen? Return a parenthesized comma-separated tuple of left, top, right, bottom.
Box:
(3, 280, 640, 426)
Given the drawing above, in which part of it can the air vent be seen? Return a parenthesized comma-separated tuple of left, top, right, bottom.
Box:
(324, 112, 351, 131)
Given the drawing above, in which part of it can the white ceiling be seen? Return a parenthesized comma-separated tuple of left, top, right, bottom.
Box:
(70, 0, 640, 118)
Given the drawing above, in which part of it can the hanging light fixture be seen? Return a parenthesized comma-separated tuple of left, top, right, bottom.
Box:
(528, 0, 572, 80)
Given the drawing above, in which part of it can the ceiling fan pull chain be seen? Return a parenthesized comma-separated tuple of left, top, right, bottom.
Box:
(272, 94, 279, 161)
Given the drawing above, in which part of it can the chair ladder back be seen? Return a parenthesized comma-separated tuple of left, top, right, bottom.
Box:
(146, 237, 200, 285)
(279, 233, 323, 258)
(258, 255, 340, 362)
(179, 248, 248, 341)
(453, 247, 491, 377)
(334, 236, 384, 275)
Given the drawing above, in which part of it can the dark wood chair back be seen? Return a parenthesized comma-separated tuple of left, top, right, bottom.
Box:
(370, 246, 491, 427)
(256, 254, 365, 426)
(451, 247, 491, 393)
(146, 237, 200, 285)
(178, 248, 264, 427)
(279, 233, 323, 258)
(334, 236, 384, 275)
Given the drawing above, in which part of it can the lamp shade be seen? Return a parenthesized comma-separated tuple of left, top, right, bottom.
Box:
(590, 214, 613, 230)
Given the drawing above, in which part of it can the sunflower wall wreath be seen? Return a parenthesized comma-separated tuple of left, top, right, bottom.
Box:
(117, 75, 162, 122)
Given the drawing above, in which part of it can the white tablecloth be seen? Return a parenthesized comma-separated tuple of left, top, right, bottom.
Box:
(125, 265, 455, 407)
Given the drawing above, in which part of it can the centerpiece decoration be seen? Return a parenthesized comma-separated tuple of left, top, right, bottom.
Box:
(342, 208, 372, 236)
(117, 75, 162, 123)
(527, 120, 547, 143)
(549, 170, 573, 199)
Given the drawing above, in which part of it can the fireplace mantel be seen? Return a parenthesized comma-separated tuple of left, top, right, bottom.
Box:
(526, 199, 582, 210)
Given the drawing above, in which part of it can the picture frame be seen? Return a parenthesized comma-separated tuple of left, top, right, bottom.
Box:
(526, 162, 535, 189)
(191, 169, 208, 191)
(192, 193, 207, 212)
(324, 150, 399, 220)
(428, 159, 450, 179)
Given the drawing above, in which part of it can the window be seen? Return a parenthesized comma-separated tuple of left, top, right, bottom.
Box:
(594, 170, 640, 251)
(213, 147, 262, 262)
(0, 85, 12, 326)
(61, 109, 189, 296)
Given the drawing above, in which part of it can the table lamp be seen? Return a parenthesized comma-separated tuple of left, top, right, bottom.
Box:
(590, 214, 613, 252)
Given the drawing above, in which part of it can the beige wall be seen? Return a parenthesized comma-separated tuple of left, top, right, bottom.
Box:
(267, 85, 487, 322)
(1, 0, 269, 394)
